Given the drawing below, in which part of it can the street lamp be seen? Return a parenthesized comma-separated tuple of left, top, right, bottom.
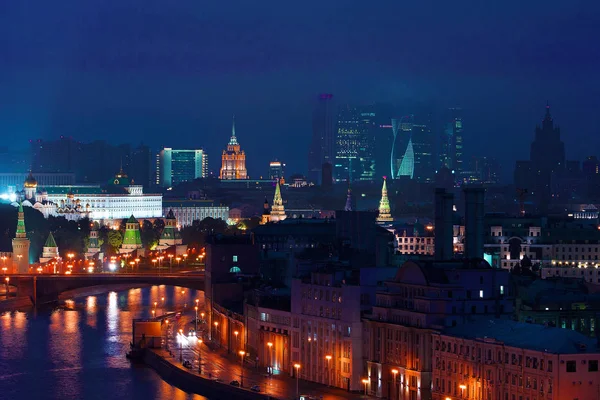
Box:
(179, 329, 184, 362)
(460, 384, 466, 397)
(168, 254, 174, 273)
(194, 306, 198, 333)
(198, 338, 203, 374)
(294, 363, 301, 399)
(391, 369, 398, 400)
(164, 319, 169, 351)
(234, 330, 239, 352)
(325, 355, 332, 386)
(4, 277, 9, 299)
(214, 321, 219, 345)
(267, 341, 273, 375)
(362, 378, 369, 396)
(200, 312, 205, 322)
(239, 350, 246, 387)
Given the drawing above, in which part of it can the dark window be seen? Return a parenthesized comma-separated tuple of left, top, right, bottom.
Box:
(589, 360, 598, 372)
(566, 361, 576, 373)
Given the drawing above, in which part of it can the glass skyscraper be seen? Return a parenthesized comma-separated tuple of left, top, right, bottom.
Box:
(157, 148, 207, 187)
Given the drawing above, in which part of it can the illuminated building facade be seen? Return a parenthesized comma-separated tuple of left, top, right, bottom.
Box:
(290, 271, 365, 391)
(431, 319, 600, 400)
(376, 177, 393, 223)
(39, 232, 59, 264)
(333, 105, 376, 182)
(19, 172, 162, 222)
(157, 148, 207, 187)
(439, 108, 463, 177)
(121, 215, 142, 252)
(308, 94, 335, 184)
(269, 161, 285, 181)
(162, 200, 229, 227)
(269, 181, 286, 223)
(411, 123, 434, 183)
(220, 116, 248, 180)
(0, 172, 75, 193)
(365, 259, 512, 399)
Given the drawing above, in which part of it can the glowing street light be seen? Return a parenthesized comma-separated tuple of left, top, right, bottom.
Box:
(197, 338, 203, 374)
(362, 378, 369, 395)
(325, 355, 332, 385)
(293, 363, 301, 399)
(239, 350, 246, 387)
(194, 306, 198, 332)
(267, 341, 273, 375)
(234, 330, 239, 353)
(4, 277, 9, 299)
(179, 328, 184, 362)
(391, 369, 399, 400)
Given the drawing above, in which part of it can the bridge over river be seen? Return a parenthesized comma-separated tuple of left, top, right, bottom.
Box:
(7, 273, 205, 304)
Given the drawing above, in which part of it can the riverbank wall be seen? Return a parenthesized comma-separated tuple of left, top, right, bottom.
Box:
(59, 284, 151, 300)
(0, 296, 33, 312)
(144, 349, 272, 400)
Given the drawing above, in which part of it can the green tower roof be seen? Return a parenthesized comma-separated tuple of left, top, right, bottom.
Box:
(16, 203, 26, 236)
(127, 214, 138, 223)
(44, 232, 57, 248)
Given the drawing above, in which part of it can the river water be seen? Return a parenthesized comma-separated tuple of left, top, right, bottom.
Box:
(0, 285, 209, 400)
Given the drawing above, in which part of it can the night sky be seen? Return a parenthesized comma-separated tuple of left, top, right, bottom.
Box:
(1, 1, 599, 180)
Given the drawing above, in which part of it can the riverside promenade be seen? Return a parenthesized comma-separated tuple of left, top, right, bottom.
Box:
(150, 313, 371, 400)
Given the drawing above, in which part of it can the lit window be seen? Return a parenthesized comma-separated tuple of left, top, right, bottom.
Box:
(500, 285, 504, 295)
(229, 266, 241, 273)
(479, 290, 484, 298)
(233, 255, 238, 262)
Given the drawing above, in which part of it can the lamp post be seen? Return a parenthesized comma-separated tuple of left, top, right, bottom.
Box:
(214, 321, 219, 346)
(239, 350, 246, 387)
(460, 384, 466, 397)
(391, 369, 398, 400)
(198, 338, 203, 374)
(234, 330, 239, 353)
(161, 296, 165, 312)
(294, 363, 301, 399)
(164, 319, 169, 351)
(325, 355, 332, 386)
(168, 254, 174, 273)
(362, 378, 369, 396)
(4, 277, 9, 299)
(267, 341, 273, 375)
(179, 329, 184, 362)
(194, 306, 198, 333)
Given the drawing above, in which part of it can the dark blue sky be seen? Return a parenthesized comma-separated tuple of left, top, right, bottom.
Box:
(1, 0, 599, 180)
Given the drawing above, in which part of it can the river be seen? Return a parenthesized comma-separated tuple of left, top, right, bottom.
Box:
(0, 285, 209, 400)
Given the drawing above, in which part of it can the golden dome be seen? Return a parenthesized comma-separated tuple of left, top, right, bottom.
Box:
(24, 172, 37, 188)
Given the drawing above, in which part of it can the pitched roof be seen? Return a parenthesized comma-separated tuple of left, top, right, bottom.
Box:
(44, 232, 57, 248)
(127, 214, 138, 224)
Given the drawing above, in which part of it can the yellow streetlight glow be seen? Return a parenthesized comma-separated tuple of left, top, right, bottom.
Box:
(214, 321, 218, 326)
(362, 379, 368, 384)
(267, 341, 272, 348)
(459, 384, 467, 390)
(392, 368, 398, 374)
(294, 363, 300, 369)
(239, 350, 245, 356)
(325, 355, 331, 361)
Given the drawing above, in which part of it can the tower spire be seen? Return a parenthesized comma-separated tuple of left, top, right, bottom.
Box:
(229, 115, 238, 145)
(269, 181, 286, 222)
(16, 202, 27, 238)
(377, 177, 393, 223)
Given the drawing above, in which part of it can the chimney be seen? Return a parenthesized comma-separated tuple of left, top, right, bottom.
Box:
(464, 186, 486, 259)
(435, 188, 454, 260)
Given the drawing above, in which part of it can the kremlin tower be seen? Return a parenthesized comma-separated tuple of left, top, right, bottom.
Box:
(220, 116, 248, 180)
(12, 203, 30, 273)
(40, 232, 59, 264)
(269, 181, 286, 223)
(376, 177, 393, 223)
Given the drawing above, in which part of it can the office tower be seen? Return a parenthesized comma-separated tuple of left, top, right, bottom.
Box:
(372, 103, 395, 181)
(439, 108, 463, 176)
(30, 137, 79, 174)
(514, 104, 572, 210)
(219, 116, 248, 180)
(411, 123, 434, 183)
(157, 148, 208, 187)
(308, 94, 335, 184)
(130, 144, 153, 188)
(390, 115, 414, 179)
(269, 160, 285, 181)
(334, 105, 376, 182)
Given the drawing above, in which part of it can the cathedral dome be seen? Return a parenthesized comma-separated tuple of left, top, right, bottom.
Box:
(24, 172, 38, 188)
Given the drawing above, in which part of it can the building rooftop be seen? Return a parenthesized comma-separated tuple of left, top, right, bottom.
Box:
(443, 318, 599, 354)
(162, 199, 225, 207)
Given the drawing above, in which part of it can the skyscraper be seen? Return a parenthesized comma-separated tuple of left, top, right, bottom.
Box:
(220, 116, 248, 180)
(439, 108, 464, 177)
(411, 123, 434, 183)
(372, 103, 395, 181)
(391, 115, 414, 179)
(130, 144, 153, 188)
(308, 94, 335, 184)
(333, 105, 376, 182)
(157, 148, 208, 187)
(514, 104, 569, 210)
(269, 160, 285, 181)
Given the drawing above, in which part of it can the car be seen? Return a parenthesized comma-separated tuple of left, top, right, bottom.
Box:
(250, 385, 261, 392)
(229, 380, 240, 387)
(175, 312, 182, 319)
(182, 360, 192, 369)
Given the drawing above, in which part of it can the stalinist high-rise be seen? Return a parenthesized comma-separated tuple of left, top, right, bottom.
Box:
(220, 116, 248, 180)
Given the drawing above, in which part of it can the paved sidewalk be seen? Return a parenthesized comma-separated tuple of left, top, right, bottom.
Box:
(164, 314, 371, 400)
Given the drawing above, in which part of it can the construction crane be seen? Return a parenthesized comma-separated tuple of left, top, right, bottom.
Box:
(516, 188, 528, 217)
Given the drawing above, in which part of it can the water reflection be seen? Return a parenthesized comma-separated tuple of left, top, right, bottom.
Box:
(0, 286, 209, 400)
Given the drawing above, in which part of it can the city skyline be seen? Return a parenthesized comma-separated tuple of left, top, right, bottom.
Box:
(1, 1, 600, 181)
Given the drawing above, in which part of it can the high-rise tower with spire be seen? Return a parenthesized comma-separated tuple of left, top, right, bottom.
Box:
(12, 203, 30, 273)
(220, 116, 248, 180)
(269, 181, 287, 222)
(376, 177, 393, 223)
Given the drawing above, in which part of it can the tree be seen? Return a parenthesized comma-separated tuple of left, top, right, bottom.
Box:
(106, 230, 123, 253)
